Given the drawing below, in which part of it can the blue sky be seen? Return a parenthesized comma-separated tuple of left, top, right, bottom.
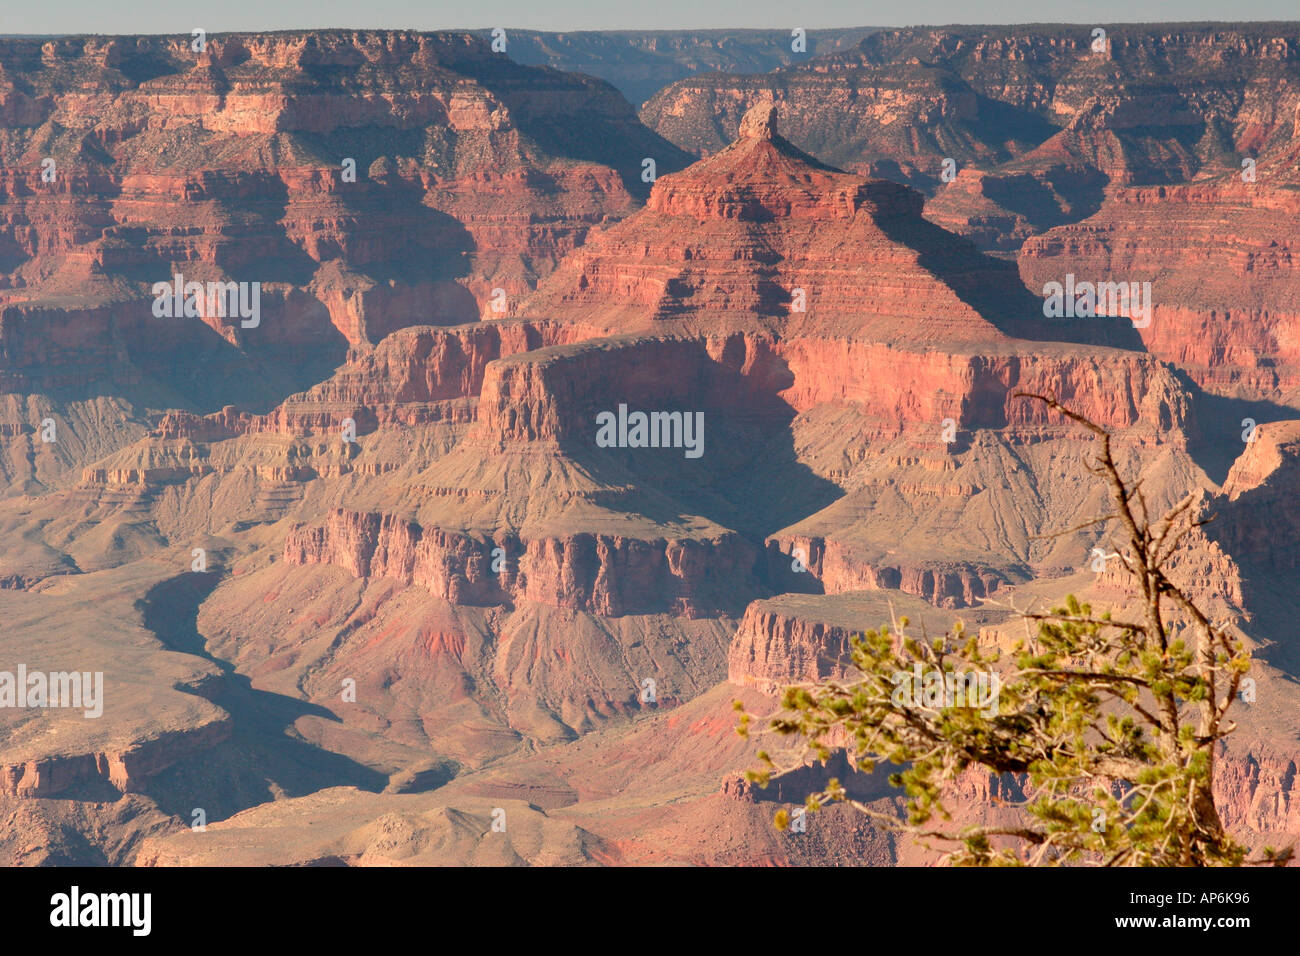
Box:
(3, 0, 1298, 35)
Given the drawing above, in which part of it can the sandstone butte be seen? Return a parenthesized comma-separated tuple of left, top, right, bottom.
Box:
(0, 28, 1296, 866)
(644, 24, 1300, 401)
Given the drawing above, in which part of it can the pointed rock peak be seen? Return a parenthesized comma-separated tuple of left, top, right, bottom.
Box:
(738, 101, 778, 141)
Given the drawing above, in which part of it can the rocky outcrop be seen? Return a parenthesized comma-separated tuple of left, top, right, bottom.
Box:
(518, 533, 758, 617)
(1214, 746, 1300, 835)
(924, 165, 1110, 253)
(285, 511, 511, 606)
(470, 331, 1189, 457)
(473, 332, 791, 445)
(727, 600, 861, 694)
(1211, 420, 1300, 572)
(524, 103, 1019, 340)
(152, 319, 597, 441)
(773, 338, 1190, 435)
(765, 537, 1008, 609)
(0, 715, 232, 797)
(1019, 182, 1300, 400)
(285, 508, 759, 617)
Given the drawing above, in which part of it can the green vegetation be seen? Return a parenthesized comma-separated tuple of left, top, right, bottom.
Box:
(739, 395, 1289, 866)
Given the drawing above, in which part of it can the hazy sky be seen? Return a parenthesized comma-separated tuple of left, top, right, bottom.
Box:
(3, 0, 1298, 35)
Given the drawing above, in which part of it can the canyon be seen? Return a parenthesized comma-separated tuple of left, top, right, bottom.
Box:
(0, 24, 1297, 866)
